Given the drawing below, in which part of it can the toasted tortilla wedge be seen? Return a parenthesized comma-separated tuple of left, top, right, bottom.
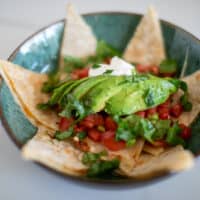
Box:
(123, 6, 166, 65)
(173, 70, 200, 126)
(22, 127, 193, 179)
(22, 126, 87, 176)
(125, 146, 194, 179)
(60, 3, 97, 68)
(23, 130, 144, 177)
(0, 60, 59, 130)
(143, 143, 164, 156)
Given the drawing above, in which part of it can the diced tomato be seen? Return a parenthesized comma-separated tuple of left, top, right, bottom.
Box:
(88, 129, 102, 142)
(105, 116, 118, 131)
(136, 64, 149, 73)
(170, 103, 183, 118)
(146, 107, 157, 116)
(158, 107, 170, 119)
(160, 72, 175, 77)
(93, 114, 104, 126)
(80, 117, 94, 129)
(158, 98, 171, 110)
(149, 66, 159, 75)
(135, 111, 146, 118)
(80, 114, 104, 129)
(71, 68, 89, 79)
(179, 124, 192, 140)
(104, 57, 111, 64)
(101, 131, 126, 151)
(152, 140, 168, 147)
(59, 117, 74, 131)
(74, 125, 85, 133)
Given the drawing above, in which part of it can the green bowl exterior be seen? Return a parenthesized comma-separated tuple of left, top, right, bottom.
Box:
(0, 13, 200, 181)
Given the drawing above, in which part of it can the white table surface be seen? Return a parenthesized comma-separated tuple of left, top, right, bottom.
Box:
(0, 0, 200, 199)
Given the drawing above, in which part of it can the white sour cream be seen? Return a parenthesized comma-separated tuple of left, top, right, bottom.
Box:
(89, 56, 135, 77)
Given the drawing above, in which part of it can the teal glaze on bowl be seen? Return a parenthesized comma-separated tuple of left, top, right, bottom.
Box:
(1, 13, 200, 180)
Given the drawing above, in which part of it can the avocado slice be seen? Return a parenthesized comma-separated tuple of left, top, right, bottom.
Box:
(49, 80, 75, 105)
(72, 75, 108, 99)
(58, 77, 88, 105)
(105, 76, 177, 115)
(83, 76, 127, 112)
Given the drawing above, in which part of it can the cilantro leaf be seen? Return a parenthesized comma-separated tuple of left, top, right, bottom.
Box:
(77, 132, 87, 141)
(41, 73, 60, 93)
(81, 151, 119, 177)
(59, 94, 88, 120)
(103, 69, 113, 75)
(54, 127, 74, 140)
(64, 56, 85, 72)
(92, 64, 101, 69)
(96, 40, 121, 59)
(159, 59, 177, 74)
(166, 123, 185, 146)
(180, 93, 192, 111)
(82, 152, 101, 165)
(87, 159, 119, 177)
(37, 102, 51, 110)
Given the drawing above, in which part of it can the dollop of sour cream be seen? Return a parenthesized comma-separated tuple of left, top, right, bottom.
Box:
(89, 56, 135, 77)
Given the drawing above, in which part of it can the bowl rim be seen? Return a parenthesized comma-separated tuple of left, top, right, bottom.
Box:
(2, 11, 200, 186)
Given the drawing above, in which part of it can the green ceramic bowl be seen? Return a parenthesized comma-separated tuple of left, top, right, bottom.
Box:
(1, 12, 200, 184)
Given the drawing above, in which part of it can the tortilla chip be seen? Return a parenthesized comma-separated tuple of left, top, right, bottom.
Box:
(178, 102, 200, 126)
(125, 146, 194, 179)
(22, 126, 87, 176)
(60, 3, 97, 68)
(0, 60, 59, 130)
(143, 143, 164, 156)
(173, 70, 200, 126)
(123, 6, 166, 65)
(182, 70, 200, 103)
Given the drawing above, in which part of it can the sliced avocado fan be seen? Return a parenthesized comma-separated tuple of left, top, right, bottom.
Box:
(51, 74, 178, 116)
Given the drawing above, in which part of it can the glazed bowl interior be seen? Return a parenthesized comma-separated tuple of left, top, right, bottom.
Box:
(1, 12, 200, 184)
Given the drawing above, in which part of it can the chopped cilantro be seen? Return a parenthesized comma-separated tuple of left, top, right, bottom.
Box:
(81, 151, 119, 177)
(41, 73, 60, 93)
(59, 94, 88, 120)
(54, 127, 74, 140)
(77, 132, 87, 141)
(159, 59, 177, 74)
(82, 152, 101, 165)
(64, 56, 85, 72)
(37, 102, 51, 110)
(179, 81, 188, 92)
(166, 123, 185, 146)
(103, 69, 113, 75)
(92, 64, 101, 69)
(180, 93, 192, 111)
(87, 159, 119, 177)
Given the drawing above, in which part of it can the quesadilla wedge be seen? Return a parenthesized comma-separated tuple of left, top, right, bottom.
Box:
(59, 3, 97, 69)
(173, 71, 200, 126)
(22, 126, 193, 179)
(0, 60, 59, 130)
(22, 126, 87, 176)
(123, 146, 193, 179)
(123, 6, 166, 65)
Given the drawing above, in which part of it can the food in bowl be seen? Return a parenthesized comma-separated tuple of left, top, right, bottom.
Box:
(1, 3, 199, 179)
